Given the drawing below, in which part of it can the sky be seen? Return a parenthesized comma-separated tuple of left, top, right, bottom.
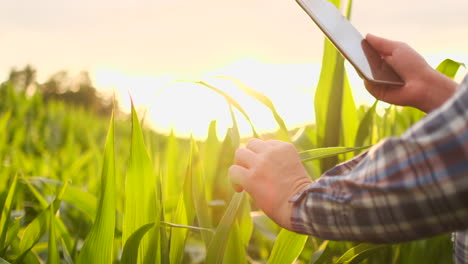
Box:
(1, 0, 468, 138)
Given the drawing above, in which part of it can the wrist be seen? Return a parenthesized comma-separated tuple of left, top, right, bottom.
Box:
(280, 178, 312, 230)
(418, 69, 458, 113)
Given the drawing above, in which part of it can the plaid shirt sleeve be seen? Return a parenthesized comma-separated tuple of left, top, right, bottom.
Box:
(290, 75, 468, 245)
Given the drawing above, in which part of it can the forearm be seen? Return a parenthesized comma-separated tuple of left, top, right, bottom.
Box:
(290, 161, 468, 243)
(290, 77, 468, 242)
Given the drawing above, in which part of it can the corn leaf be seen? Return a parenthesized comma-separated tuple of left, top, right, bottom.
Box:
(60, 238, 73, 264)
(62, 185, 97, 221)
(123, 102, 158, 263)
(310, 240, 331, 264)
(122, 223, 155, 264)
(205, 192, 245, 264)
(300, 146, 370, 162)
(0, 174, 17, 252)
(77, 113, 116, 264)
(163, 130, 183, 217)
(340, 73, 359, 159)
(159, 211, 170, 264)
(217, 76, 290, 141)
(355, 101, 378, 147)
(222, 221, 246, 264)
(190, 138, 213, 247)
(335, 243, 386, 264)
(314, 0, 353, 170)
(266, 229, 307, 264)
(17, 180, 68, 260)
(47, 205, 59, 264)
(196, 81, 259, 138)
(0, 111, 11, 155)
(0, 257, 10, 264)
(436, 59, 465, 79)
(4, 217, 21, 253)
(202, 120, 221, 202)
(169, 148, 196, 264)
(237, 194, 253, 247)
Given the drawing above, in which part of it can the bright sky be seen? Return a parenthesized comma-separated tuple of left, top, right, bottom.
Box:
(1, 0, 468, 138)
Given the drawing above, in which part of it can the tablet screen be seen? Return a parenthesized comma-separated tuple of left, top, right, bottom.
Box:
(296, 0, 404, 85)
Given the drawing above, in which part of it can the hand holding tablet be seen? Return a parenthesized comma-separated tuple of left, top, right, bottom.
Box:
(296, 0, 405, 86)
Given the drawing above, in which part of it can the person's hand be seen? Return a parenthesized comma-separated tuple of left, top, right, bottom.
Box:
(229, 139, 312, 229)
(365, 34, 458, 113)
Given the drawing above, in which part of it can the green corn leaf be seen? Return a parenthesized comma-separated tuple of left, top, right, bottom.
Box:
(62, 185, 97, 221)
(144, 169, 165, 264)
(222, 221, 246, 264)
(228, 104, 241, 148)
(123, 102, 158, 264)
(202, 120, 221, 202)
(345, 0, 353, 18)
(190, 138, 213, 247)
(334, 243, 387, 264)
(122, 223, 155, 264)
(266, 229, 308, 264)
(310, 240, 331, 264)
(196, 81, 259, 138)
(47, 205, 59, 264)
(0, 257, 10, 264)
(217, 76, 290, 141)
(0, 111, 11, 154)
(163, 130, 183, 216)
(205, 192, 245, 264)
(22, 179, 48, 208)
(17, 180, 68, 260)
(237, 194, 253, 247)
(60, 238, 74, 264)
(168, 198, 191, 264)
(0, 174, 17, 252)
(436, 59, 465, 79)
(169, 147, 196, 264)
(340, 73, 359, 159)
(300, 146, 370, 163)
(26, 177, 98, 222)
(77, 113, 116, 264)
(355, 101, 378, 147)
(314, 0, 353, 170)
(158, 204, 170, 264)
(161, 222, 214, 232)
(4, 216, 21, 253)
(22, 181, 75, 255)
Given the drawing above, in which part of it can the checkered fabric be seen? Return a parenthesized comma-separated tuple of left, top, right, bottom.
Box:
(291, 75, 468, 263)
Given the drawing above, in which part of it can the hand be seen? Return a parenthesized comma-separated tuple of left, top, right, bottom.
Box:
(365, 34, 458, 113)
(229, 139, 312, 229)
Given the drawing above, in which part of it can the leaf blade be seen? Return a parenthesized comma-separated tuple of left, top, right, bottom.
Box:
(77, 113, 116, 264)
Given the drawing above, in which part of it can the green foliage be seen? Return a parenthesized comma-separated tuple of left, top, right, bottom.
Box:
(77, 114, 116, 264)
(267, 229, 308, 264)
(0, 2, 464, 262)
(436, 59, 465, 79)
(123, 102, 159, 263)
(206, 192, 245, 264)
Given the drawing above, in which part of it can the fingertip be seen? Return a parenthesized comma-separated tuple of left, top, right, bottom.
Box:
(228, 164, 248, 186)
(365, 33, 379, 43)
(365, 33, 375, 39)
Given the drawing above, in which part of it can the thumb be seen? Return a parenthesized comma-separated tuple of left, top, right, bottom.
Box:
(366, 33, 400, 56)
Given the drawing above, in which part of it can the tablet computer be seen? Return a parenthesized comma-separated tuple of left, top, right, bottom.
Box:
(296, 0, 404, 86)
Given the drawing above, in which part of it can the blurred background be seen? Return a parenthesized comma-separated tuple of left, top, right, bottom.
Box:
(1, 0, 467, 138)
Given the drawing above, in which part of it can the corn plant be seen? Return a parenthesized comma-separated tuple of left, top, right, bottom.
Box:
(0, 0, 465, 263)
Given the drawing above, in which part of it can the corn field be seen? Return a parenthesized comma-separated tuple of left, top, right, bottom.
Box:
(0, 0, 465, 263)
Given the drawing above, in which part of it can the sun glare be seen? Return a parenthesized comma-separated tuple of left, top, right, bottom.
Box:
(93, 50, 468, 140)
(92, 59, 323, 139)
